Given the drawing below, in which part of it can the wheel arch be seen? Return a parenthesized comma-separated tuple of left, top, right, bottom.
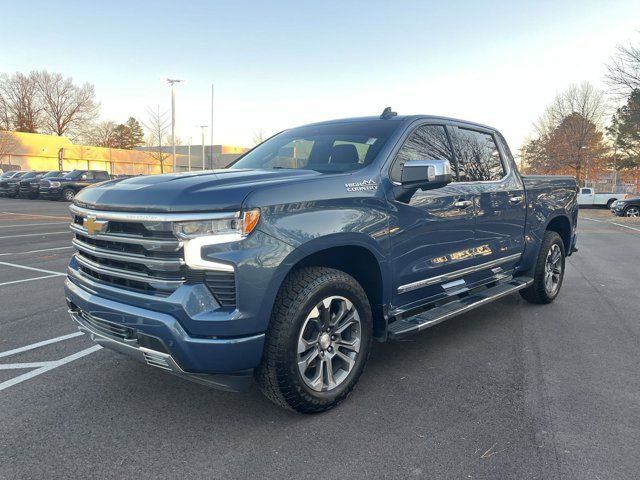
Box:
(266, 235, 390, 340)
(545, 214, 572, 253)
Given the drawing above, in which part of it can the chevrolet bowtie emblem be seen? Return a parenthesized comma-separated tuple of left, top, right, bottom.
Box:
(84, 215, 108, 235)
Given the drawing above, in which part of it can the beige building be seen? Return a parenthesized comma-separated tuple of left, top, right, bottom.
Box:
(0, 131, 248, 175)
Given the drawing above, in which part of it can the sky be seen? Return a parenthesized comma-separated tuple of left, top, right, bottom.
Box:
(2, 0, 639, 150)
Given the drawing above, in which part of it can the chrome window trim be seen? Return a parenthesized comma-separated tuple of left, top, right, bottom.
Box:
(397, 253, 521, 294)
(70, 204, 240, 222)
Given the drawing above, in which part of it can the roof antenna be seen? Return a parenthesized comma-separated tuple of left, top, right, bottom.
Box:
(380, 106, 397, 119)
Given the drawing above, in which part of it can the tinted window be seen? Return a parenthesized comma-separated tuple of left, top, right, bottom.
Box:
(84, 172, 94, 180)
(231, 121, 398, 173)
(452, 128, 505, 182)
(95, 172, 110, 180)
(390, 125, 453, 182)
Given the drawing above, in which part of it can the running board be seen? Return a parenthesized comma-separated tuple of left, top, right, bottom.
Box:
(387, 277, 533, 339)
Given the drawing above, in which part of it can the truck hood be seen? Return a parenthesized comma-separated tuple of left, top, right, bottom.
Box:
(74, 168, 322, 212)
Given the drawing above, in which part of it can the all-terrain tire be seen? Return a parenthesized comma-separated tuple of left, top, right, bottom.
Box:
(256, 267, 372, 413)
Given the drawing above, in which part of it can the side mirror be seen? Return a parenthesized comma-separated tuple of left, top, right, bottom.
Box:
(401, 159, 452, 190)
(80, 174, 87, 181)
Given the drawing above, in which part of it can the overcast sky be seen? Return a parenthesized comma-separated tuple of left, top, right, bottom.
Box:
(2, 0, 639, 149)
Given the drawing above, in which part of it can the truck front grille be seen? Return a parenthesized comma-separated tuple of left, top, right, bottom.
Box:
(70, 211, 185, 296)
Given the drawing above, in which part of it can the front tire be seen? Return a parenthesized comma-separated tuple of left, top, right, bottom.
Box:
(520, 231, 566, 304)
(62, 188, 75, 202)
(256, 267, 372, 413)
(624, 206, 640, 217)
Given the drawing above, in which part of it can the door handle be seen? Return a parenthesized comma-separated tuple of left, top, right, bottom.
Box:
(453, 200, 473, 209)
(509, 195, 524, 204)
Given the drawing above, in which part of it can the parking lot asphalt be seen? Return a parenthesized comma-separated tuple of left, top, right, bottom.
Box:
(0, 197, 639, 480)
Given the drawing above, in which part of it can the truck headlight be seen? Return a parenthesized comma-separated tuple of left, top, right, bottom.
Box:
(50, 181, 61, 187)
(173, 209, 260, 240)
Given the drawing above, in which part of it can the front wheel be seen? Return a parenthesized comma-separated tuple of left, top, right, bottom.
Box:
(256, 267, 372, 413)
(624, 206, 640, 217)
(62, 188, 75, 202)
(520, 231, 566, 304)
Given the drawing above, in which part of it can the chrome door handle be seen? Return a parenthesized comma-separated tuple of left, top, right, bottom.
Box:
(509, 195, 524, 204)
(453, 200, 473, 209)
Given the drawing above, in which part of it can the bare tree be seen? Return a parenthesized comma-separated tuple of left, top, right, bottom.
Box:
(34, 71, 99, 137)
(0, 72, 42, 133)
(80, 120, 118, 147)
(605, 40, 640, 97)
(252, 130, 265, 146)
(142, 106, 171, 173)
(0, 130, 20, 166)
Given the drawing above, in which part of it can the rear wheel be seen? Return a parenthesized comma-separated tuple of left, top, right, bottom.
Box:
(256, 267, 372, 413)
(62, 188, 75, 202)
(624, 206, 640, 217)
(520, 231, 565, 304)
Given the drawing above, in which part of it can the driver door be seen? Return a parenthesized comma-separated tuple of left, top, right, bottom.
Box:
(387, 123, 478, 311)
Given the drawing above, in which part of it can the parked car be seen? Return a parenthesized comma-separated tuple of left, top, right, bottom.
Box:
(0, 171, 29, 196)
(40, 169, 111, 201)
(577, 187, 619, 208)
(610, 197, 640, 217)
(64, 111, 578, 412)
(0, 170, 21, 179)
(2, 171, 46, 198)
(18, 171, 68, 199)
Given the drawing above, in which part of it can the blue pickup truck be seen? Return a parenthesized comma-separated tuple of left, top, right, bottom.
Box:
(64, 109, 578, 413)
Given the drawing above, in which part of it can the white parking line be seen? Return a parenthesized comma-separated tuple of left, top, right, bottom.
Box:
(582, 217, 640, 232)
(611, 222, 640, 233)
(0, 222, 68, 229)
(0, 231, 69, 239)
(0, 274, 65, 287)
(0, 332, 83, 358)
(0, 246, 74, 257)
(0, 261, 65, 276)
(0, 211, 69, 220)
(0, 345, 102, 392)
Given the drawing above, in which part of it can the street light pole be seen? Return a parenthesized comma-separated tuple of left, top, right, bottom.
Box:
(166, 78, 183, 172)
(199, 125, 208, 170)
(188, 137, 192, 172)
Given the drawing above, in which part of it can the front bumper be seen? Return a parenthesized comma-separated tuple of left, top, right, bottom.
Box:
(611, 204, 626, 216)
(64, 277, 265, 392)
(40, 187, 62, 199)
(19, 185, 38, 197)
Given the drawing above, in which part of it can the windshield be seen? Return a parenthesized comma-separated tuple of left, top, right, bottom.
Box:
(63, 170, 84, 179)
(230, 121, 399, 173)
(44, 171, 66, 178)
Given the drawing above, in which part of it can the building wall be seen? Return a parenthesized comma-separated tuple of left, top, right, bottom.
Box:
(0, 131, 183, 174)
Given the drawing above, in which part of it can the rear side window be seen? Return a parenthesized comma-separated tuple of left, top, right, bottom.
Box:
(452, 128, 505, 182)
(95, 172, 110, 180)
(390, 125, 453, 182)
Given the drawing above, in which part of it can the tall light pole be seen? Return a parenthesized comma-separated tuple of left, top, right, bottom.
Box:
(166, 78, 183, 172)
(187, 137, 192, 172)
(210, 84, 214, 167)
(199, 125, 208, 170)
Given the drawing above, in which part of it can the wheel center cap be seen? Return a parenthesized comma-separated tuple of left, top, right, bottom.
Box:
(319, 333, 331, 350)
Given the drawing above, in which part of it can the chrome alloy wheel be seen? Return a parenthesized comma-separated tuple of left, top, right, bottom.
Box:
(297, 296, 361, 392)
(625, 206, 640, 217)
(544, 243, 562, 295)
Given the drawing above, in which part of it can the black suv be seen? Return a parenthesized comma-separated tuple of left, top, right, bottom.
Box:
(19, 171, 68, 199)
(611, 197, 640, 217)
(40, 170, 111, 201)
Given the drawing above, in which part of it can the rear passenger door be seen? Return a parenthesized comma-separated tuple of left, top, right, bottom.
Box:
(449, 126, 526, 271)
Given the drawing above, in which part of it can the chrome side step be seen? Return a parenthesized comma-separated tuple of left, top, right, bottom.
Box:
(387, 277, 533, 339)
